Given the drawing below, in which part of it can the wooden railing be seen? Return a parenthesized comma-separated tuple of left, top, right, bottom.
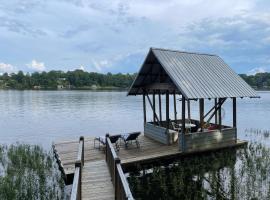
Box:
(52, 144, 67, 183)
(71, 136, 84, 200)
(105, 134, 134, 200)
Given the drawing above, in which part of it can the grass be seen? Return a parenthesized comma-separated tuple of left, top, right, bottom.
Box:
(0, 143, 65, 200)
(128, 141, 270, 200)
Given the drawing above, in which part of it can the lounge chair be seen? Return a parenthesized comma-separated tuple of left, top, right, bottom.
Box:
(94, 134, 121, 151)
(121, 132, 141, 149)
(171, 121, 181, 132)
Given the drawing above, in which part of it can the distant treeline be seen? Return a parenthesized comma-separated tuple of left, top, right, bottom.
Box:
(0, 70, 269, 90)
(240, 73, 270, 90)
(0, 70, 137, 89)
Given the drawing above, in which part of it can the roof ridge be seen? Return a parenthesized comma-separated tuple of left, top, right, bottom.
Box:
(151, 47, 217, 57)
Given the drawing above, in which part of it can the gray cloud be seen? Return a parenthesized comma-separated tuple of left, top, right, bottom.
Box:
(0, 17, 47, 37)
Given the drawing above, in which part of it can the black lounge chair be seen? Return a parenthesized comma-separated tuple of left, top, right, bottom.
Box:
(121, 132, 141, 149)
(94, 134, 121, 151)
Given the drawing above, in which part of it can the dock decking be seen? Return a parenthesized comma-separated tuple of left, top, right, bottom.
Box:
(53, 134, 247, 200)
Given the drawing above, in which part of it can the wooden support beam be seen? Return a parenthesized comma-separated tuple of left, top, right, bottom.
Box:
(143, 93, 146, 124)
(233, 97, 236, 128)
(146, 94, 160, 125)
(173, 92, 177, 121)
(166, 91, 169, 129)
(181, 96, 186, 152)
(205, 98, 226, 124)
(199, 99, 204, 131)
(214, 99, 218, 124)
(187, 100, 191, 120)
(218, 98, 222, 129)
(159, 91, 162, 122)
(153, 91, 156, 124)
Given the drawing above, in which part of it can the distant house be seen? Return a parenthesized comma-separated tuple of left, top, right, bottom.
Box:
(91, 84, 98, 89)
(57, 85, 65, 89)
(33, 85, 41, 89)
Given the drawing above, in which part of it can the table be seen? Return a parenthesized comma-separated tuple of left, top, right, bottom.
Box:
(178, 123, 196, 128)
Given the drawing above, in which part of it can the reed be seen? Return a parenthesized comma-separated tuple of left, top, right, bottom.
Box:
(0, 143, 65, 200)
(128, 141, 270, 200)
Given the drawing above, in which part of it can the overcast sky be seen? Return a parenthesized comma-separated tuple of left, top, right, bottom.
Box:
(0, 0, 269, 74)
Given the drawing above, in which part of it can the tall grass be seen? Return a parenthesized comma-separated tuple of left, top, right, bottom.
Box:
(0, 143, 65, 200)
(128, 142, 270, 200)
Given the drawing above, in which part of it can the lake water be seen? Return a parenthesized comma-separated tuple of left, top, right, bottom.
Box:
(0, 90, 269, 149)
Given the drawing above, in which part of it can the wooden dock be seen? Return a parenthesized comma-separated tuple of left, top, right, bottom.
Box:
(53, 134, 247, 200)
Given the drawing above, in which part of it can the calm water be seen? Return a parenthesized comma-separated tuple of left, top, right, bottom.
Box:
(0, 90, 269, 149)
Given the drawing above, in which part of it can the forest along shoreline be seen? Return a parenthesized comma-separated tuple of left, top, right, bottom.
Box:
(0, 70, 270, 90)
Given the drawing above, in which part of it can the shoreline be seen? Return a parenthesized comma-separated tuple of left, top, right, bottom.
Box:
(0, 88, 269, 92)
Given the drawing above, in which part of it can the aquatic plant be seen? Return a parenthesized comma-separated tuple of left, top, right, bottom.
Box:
(128, 142, 270, 200)
(0, 143, 65, 200)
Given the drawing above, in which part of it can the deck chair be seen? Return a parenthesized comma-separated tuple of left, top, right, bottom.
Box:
(109, 134, 121, 151)
(121, 132, 141, 149)
(94, 134, 121, 151)
(171, 122, 181, 132)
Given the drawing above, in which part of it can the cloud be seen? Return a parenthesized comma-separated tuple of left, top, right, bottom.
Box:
(0, 62, 16, 73)
(1, 0, 270, 74)
(27, 60, 46, 71)
(92, 59, 109, 72)
(247, 67, 267, 75)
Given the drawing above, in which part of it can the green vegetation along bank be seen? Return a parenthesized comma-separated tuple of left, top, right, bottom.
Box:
(0, 70, 269, 90)
(0, 70, 136, 90)
(0, 144, 66, 200)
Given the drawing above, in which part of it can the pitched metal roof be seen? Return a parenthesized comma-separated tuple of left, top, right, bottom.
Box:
(128, 48, 258, 99)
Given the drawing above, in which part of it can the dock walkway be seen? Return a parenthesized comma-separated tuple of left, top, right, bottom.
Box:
(53, 134, 247, 200)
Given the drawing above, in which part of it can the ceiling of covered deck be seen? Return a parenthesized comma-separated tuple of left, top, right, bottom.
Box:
(128, 48, 259, 99)
(127, 49, 181, 95)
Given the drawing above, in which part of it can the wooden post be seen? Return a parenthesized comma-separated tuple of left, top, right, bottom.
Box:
(218, 98, 222, 130)
(199, 99, 204, 131)
(173, 92, 177, 122)
(153, 91, 156, 124)
(187, 100, 191, 120)
(181, 95, 186, 151)
(114, 157, 120, 199)
(159, 91, 162, 122)
(166, 91, 169, 129)
(143, 93, 146, 125)
(214, 99, 218, 124)
(79, 136, 84, 167)
(105, 133, 109, 162)
(233, 97, 236, 128)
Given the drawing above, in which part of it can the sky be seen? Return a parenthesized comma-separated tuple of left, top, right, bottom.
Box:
(0, 0, 270, 74)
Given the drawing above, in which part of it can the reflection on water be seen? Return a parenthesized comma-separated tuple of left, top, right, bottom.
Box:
(128, 141, 270, 200)
(0, 90, 269, 149)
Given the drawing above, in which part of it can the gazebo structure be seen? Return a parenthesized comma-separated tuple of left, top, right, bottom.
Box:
(128, 48, 258, 152)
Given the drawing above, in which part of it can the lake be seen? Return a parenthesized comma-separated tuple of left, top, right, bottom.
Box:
(0, 90, 269, 149)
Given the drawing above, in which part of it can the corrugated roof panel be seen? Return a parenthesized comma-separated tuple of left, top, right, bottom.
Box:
(128, 48, 258, 99)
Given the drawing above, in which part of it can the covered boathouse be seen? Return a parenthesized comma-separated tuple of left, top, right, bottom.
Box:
(128, 48, 258, 152)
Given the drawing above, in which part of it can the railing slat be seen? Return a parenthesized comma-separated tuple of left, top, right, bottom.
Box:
(116, 163, 134, 200)
(71, 167, 81, 200)
(105, 135, 134, 200)
(70, 136, 84, 200)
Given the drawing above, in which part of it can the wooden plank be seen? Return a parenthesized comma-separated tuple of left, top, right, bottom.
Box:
(71, 167, 81, 200)
(82, 160, 114, 200)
